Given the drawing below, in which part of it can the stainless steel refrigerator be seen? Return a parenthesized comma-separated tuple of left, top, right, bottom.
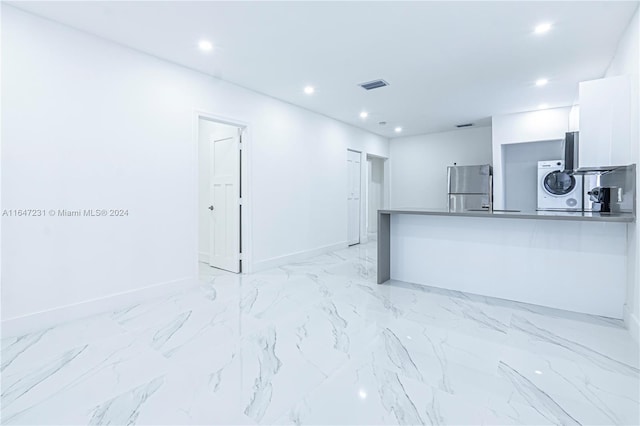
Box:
(447, 164, 493, 212)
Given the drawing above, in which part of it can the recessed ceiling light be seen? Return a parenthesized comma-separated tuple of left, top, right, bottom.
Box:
(536, 78, 549, 87)
(394, 127, 403, 133)
(534, 22, 552, 34)
(359, 111, 369, 119)
(304, 86, 315, 95)
(538, 103, 549, 110)
(198, 40, 213, 51)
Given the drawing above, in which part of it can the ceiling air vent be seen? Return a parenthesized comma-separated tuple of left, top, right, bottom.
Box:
(456, 123, 474, 128)
(359, 79, 389, 91)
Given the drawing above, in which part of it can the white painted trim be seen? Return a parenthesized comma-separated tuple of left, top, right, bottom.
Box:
(198, 251, 209, 263)
(251, 242, 347, 272)
(624, 304, 640, 344)
(359, 151, 366, 245)
(347, 149, 365, 245)
(1, 277, 196, 338)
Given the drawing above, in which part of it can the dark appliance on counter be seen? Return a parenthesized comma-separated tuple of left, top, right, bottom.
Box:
(588, 186, 622, 213)
(447, 164, 492, 212)
(583, 165, 635, 214)
(588, 186, 623, 213)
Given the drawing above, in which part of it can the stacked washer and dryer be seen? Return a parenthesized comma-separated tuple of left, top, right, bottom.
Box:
(537, 160, 582, 211)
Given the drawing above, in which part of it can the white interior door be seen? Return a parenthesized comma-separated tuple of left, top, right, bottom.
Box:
(208, 128, 241, 272)
(347, 150, 361, 246)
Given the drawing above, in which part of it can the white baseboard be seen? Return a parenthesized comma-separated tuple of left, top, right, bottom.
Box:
(624, 304, 640, 344)
(198, 251, 209, 263)
(251, 242, 348, 272)
(1, 277, 197, 338)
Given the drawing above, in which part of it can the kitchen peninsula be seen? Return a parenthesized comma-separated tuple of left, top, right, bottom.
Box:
(378, 208, 635, 318)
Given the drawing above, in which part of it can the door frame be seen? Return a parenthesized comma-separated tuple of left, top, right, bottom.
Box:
(347, 149, 363, 246)
(365, 154, 388, 235)
(194, 110, 252, 274)
(365, 153, 389, 239)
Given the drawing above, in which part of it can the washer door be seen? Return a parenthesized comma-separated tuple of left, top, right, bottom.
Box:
(543, 171, 576, 196)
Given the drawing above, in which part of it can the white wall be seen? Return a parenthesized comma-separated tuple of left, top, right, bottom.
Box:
(1, 7, 389, 327)
(604, 6, 639, 340)
(389, 126, 492, 209)
(492, 107, 572, 209)
(502, 140, 564, 211)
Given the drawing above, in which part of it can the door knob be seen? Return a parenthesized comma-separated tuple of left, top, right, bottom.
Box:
(208, 205, 214, 211)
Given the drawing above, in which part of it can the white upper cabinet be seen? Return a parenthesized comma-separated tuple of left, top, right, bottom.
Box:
(578, 75, 631, 168)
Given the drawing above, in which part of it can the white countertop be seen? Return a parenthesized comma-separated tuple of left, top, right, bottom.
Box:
(379, 208, 635, 223)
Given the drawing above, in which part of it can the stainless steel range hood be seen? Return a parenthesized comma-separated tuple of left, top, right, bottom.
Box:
(563, 131, 579, 172)
(562, 131, 622, 174)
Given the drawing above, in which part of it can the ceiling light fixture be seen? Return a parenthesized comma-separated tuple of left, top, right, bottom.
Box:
(394, 127, 403, 133)
(359, 111, 369, 119)
(536, 78, 549, 87)
(198, 40, 213, 51)
(538, 103, 549, 110)
(534, 22, 552, 34)
(304, 86, 315, 95)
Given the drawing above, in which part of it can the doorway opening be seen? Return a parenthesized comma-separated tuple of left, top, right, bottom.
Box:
(347, 149, 362, 246)
(198, 116, 245, 273)
(366, 154, 386, 239)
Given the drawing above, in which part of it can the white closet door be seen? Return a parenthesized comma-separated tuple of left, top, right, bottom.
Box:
(347, 150, 361, 246)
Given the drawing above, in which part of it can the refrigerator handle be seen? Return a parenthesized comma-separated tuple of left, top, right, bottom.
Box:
(446, 167, 452, 211)
(486, 176, 494, 210)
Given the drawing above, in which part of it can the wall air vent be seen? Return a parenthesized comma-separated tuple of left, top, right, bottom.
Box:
(456, 123, 474, 128)
(359, 79, 389, 90)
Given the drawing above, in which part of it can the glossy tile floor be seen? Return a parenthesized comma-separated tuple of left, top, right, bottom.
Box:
(2, 240, 639, 425)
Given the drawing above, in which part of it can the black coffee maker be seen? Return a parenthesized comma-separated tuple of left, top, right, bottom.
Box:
(588, 187, 622, 212)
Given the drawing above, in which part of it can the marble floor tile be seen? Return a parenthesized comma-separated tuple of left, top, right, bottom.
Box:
(2, 313, 126, 376)
(2, 333, 171, 424)
(498, 347, 639, 425)
(2, 241, 639, 425)
(134, 358, 254, 425)
(277, 360, 489, 426)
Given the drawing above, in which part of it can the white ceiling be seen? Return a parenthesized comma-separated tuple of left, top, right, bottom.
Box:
(9, 1, 638, 137)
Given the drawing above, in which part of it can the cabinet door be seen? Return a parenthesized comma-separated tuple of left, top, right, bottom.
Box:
(579, 75, 631, 168)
